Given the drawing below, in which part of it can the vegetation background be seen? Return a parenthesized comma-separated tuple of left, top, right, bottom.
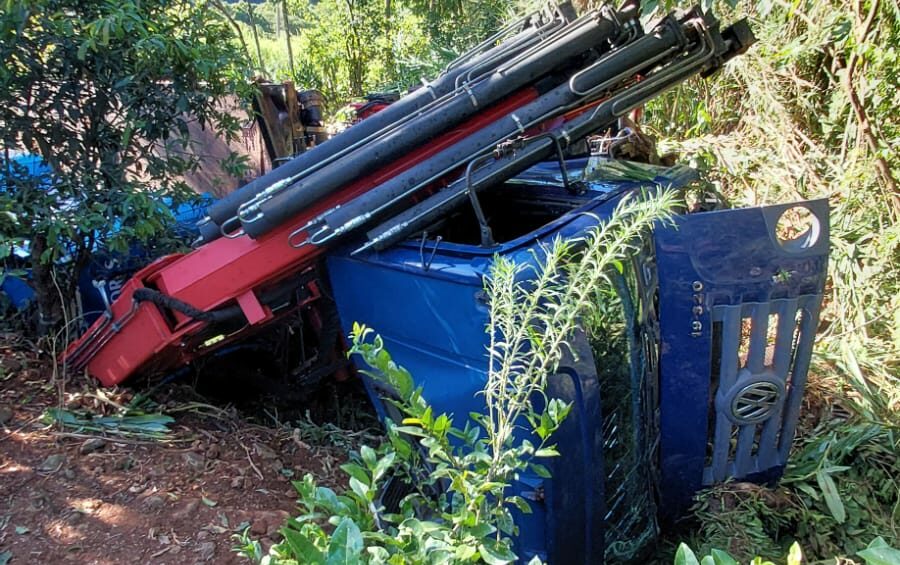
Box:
(225, 0, 899, 560)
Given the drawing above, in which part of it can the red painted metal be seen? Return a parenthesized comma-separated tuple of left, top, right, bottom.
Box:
(63, 88, 539, 386)
(350, 101, 393, 123)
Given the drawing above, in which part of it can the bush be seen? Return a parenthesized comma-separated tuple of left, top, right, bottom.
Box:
(0, 0, 252, 331)
(674, 536, 900, 565)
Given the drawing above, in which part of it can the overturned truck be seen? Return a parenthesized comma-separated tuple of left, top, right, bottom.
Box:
(64, 4, 828, 563)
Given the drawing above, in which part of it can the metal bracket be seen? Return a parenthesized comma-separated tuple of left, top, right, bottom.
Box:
(93, 280, 112, 313)
(219, 216, 246, 239)
(420, 78, 438, 100)
(528, 132, 585, 195)
(418, 232, 443, 272)
(462, 84, 479, 108)
(463, 155, 496, 247)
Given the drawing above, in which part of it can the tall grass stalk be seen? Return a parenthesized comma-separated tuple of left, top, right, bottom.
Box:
(483, 189, 677, 476)
(644, 0, 898, 417)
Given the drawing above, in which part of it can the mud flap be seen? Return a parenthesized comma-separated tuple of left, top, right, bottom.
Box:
(654, 199, 829, 519)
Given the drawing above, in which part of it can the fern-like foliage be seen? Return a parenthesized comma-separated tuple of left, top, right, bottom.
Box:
(482, 188, 678, 465)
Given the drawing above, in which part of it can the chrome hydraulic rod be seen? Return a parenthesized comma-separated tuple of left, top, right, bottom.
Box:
(300, 15, 690, 246)
(201, 12, 572, 243)
(213, 5, 625, 241)
(197, 4, 574, 243)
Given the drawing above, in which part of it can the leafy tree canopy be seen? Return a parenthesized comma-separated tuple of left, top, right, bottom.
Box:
(0, 0, 253, 326)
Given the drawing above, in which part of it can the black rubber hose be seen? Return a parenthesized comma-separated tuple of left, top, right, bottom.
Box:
(132, 288, 244, 324)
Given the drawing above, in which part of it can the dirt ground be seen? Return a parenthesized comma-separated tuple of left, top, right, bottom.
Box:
(0, 334, 377, 564)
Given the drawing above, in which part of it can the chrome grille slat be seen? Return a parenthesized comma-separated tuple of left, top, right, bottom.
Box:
(757, 298, 799, 463)
(777, 295, 821, 460)
(708, 304, 742, 482)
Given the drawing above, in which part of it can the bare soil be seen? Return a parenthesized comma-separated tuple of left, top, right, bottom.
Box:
(0, 334, 376, 564)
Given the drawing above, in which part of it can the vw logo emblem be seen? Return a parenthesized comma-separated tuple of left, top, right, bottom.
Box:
(730, 381, 782, 424)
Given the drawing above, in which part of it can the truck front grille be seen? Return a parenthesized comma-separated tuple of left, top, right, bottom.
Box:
(704, 296, 822, 484)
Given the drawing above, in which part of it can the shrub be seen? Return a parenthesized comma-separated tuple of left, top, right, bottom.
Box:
(0, 0, 252, 331)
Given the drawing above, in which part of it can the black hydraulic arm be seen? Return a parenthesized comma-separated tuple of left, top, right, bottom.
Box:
(235, 6, 631, 239)
(358, 15, 755, 253)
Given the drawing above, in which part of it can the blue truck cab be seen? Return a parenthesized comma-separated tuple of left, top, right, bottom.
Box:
(326, 157, 829, 563)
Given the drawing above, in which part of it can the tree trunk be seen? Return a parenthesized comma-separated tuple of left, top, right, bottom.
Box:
(30, 234, 62, 336)
(246, 1, 264, 69)
(282, 0, 295, 78)
(212, 0, 252, 65)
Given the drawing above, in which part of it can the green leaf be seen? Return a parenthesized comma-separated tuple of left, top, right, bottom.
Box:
(433, 414, 451, 436)
(530, 462, 552, 478)
(371, 452, 395, 483)
(392, 425, 429, 437)
(478, 539, 517, 565)
(390, 367, 416, 400)
(507, 495, 533, 514)
(865, 537, 890, 550)
(348, 477, 370, 501)
(366, 546, 391, 562)
(315, 486, 347, 514)
(674, 543, 701, 565)
(858, 537, 900, 565)
(282, 527, 325, 565)
(495, 508, 515, 536)
(341, 463, 371, 486)
(77, 39, 91, 60)
(456, 544, 479, 560)
(611, 259, 624, 274)
(466, 522, 496, 539)
(816, 468, 846, 523)
(325, 517, 364, 565)
(786, 543, 802, 565)
(360, 445, 377, 468)
(711, 548, 739, 565)
(201, 496, 217, 507)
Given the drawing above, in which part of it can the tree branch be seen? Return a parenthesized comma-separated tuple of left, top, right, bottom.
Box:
(842, 0, 900, 216)
(210, 0, 252, 65)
